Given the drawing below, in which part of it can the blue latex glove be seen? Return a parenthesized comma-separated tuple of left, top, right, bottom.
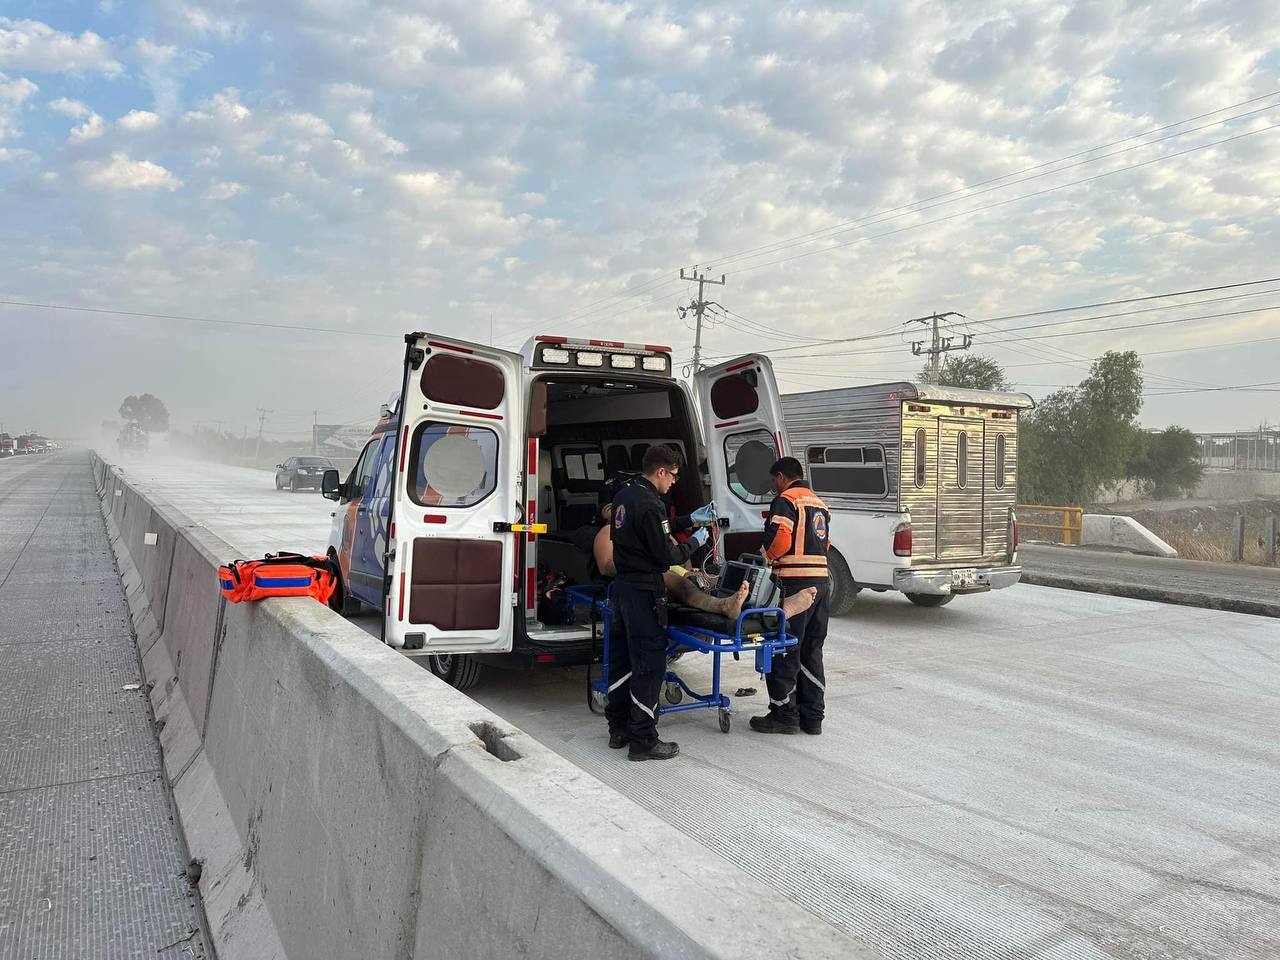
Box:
(689, 527, 710, 548)
(690, 503, 717, 525)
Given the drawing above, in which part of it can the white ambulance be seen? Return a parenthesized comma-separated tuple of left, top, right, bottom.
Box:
(322, 332, 788, 689)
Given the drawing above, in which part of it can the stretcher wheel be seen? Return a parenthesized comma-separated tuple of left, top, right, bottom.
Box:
(588, 687, 607, 715)
(718, 708, 731, 733)
(664, 681, 683, 705)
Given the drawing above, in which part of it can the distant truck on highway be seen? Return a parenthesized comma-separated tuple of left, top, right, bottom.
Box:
(0, 434, 14, 457)
(782, 383, 1034, 613)
(320, 331, 790, 689)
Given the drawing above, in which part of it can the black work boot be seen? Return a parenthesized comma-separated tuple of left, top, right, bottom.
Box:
(800, 719, 822, 736)
(608, 731, 630, 749)
(749, 714, 799, 735)
(628, 739, 680, 761)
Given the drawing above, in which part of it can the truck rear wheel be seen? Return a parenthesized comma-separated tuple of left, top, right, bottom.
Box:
(906, 593, 954, 608)
(827, 549, 859, 617)
(427, 653, 483, 691)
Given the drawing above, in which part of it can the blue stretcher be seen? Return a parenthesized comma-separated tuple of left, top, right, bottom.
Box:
(566, 583, 798, 733)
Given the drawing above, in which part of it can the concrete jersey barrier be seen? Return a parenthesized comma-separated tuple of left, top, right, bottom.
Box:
(92, 454, 869, 960)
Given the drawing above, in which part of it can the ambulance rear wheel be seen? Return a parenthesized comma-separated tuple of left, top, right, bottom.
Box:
(906, 593, 954, 608)
(427, 653, 483, 691)
(827, 549, 859, 617)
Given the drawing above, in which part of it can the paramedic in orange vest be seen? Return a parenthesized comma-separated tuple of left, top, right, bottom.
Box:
(751, 456, 831, 736)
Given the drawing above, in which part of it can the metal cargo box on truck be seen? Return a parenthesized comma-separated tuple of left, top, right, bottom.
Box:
(782, 381, 1034, 614)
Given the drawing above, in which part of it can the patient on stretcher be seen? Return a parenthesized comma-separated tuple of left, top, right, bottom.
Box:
(575, 503, 817, 626)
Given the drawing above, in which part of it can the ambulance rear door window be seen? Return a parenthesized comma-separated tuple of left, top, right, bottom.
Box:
(408, 422, 499, 507)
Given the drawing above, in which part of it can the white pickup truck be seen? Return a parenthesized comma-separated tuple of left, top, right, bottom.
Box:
(782, 382, 1034, 614)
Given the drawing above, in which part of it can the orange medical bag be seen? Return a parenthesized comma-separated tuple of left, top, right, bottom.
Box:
(218, 553, 338, 605)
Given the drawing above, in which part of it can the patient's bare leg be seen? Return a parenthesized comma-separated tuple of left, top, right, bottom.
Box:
(663, 573, 748, 620)
(782, 586, 818, 618)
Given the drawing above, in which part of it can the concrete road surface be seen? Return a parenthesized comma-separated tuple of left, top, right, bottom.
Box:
(0, 453, 209, 958)
(1021, 543, 1280, 618)
(106, 455, 1280, 960)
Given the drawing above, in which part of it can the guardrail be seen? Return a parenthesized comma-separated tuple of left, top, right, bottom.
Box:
(1017, 504, 1084, 545)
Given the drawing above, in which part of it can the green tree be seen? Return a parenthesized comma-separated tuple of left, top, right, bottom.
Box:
(1128, 426, 1203, 499)
(119, 394, 170, 433)
(919, 354, 1012, 390)
(1020, 351, 1144, 504)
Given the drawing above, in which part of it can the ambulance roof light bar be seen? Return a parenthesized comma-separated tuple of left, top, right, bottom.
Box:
(532, 335, 673, 375)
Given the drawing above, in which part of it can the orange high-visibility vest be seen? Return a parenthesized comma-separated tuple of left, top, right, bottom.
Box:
(763, 483, 831, 583)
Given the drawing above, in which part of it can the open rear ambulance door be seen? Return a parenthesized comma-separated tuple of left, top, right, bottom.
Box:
(693, 354, 787, 552)
(385, 333, 526, 655)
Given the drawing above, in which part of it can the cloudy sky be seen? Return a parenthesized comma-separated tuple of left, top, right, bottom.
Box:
(1, 0, 1278, 441)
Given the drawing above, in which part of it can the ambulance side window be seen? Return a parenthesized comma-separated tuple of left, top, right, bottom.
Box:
(347, 440, 377, 501)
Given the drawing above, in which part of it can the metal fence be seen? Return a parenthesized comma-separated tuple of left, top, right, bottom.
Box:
(1196, 430, 1280, 472)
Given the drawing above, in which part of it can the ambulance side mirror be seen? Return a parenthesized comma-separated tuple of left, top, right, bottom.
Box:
(321, 469, 342, 501)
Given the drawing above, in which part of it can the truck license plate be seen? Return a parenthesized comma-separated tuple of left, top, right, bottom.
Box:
(952, 568, 978, 588)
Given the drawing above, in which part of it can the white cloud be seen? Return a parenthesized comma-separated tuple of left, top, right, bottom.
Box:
(78, 152, 182, 190)
(132, 37, 209, 115)
(118, 109, 160, 131)
(50, 96, 91, 118)
(395, 170, 445, 196)
(50, 97, 105, 142)
(204, 179, 243, 199)
(70, 113, 105, 142)
(0, 17, 122, 75)
(0, 71, 36, 148)
(0, 73, 36, 104)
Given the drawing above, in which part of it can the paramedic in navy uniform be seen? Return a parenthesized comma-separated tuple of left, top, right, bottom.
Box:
(751, 456, 831, 736)
(607, 444, 709, 761)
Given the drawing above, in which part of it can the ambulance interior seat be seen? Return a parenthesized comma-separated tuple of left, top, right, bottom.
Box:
(630, 442, 649, 469)
(554, 447, 605, 534)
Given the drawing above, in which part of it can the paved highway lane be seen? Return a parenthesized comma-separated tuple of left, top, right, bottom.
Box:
(1021, 543, 1280, 617)
(105, 454, 1280, 960)
(0, 453, 209, 958)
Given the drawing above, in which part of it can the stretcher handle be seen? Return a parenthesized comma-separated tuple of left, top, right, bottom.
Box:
(734, 605, 789, 645)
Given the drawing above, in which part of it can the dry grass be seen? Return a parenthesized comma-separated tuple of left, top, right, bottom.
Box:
(1106, 501, 1280, 568)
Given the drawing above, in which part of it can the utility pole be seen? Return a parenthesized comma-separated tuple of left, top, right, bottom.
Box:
(254, 408, 272, 462)
(906, 311, 971, 384)
(312, 410, 319, 456)
(678, 266, 726, 373)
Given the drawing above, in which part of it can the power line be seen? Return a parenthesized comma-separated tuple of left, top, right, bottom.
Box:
(526, 91, 1280, 332)
(0, 299, 402, 339)
(697, 91, 1280, 274)
(711, 276, 1280, 362)
(699, 100, 1280, 275)
(795, 302, 1280, 361)
(708, 122, 1280, 280)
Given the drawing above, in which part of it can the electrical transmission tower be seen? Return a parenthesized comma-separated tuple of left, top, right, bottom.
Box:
(906, 312, 971, 384)
(677, 267, 726, 373)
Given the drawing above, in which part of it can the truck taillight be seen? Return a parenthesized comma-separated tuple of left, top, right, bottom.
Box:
(1008, 509, 1018, 559)
(892, 522, 912, 557)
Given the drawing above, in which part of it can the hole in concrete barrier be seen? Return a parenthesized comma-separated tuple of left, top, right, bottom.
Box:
(469, 721, 522, 762)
